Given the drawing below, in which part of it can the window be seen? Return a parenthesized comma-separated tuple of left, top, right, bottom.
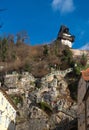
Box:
(0, 112, 2, 124)
(5, 116, 10, 128)
(6, 104, 10, 113)
(1, 97, 3, 105)
(5, 116, 7, 128)
(13, 111, 16, 118)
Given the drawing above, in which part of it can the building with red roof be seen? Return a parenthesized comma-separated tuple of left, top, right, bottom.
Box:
(78, 68, 89, 130)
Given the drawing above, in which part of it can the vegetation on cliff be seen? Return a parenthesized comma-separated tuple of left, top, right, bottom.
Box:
(0, 37, 74, 77)
(0, 35, 89, 102)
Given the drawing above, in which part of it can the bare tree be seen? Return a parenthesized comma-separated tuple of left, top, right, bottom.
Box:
(16, 31, 30, 45)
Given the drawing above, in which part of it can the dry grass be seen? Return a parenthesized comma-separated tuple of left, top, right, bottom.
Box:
(0, 41, 72, 77)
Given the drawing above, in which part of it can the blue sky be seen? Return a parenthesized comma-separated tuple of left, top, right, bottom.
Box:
(0, 0, 89, 49)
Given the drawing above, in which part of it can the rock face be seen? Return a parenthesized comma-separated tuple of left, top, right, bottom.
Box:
(2, 69, 77, 130)
(4, 72, 19, 88)
(4, 72, 35, 94)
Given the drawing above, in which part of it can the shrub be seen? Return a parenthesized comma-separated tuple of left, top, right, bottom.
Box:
(39, 102, 52, 114)
(74, 65, 81, 76)
(61, 47, 74, 69)
(80, 53, 87, 66)
(43, 45, 49, 56)
(23, 62, 31, 72)
(10, 95, 23, 106)
(0, 38, 8, 61)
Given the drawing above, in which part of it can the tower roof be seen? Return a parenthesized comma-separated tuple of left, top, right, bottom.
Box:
(57, 25, 75, 42)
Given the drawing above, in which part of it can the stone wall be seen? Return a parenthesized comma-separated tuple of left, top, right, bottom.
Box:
(71, 49, 89, 64)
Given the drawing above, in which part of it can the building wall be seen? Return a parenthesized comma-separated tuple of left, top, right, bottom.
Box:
(78, 77, 87, 130)
(0, 91, 16, 130)
(61, 39, 72, 48)
(86, 96, 89, 130)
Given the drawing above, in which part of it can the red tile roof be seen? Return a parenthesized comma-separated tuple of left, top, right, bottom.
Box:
(81, 68, 89, 81)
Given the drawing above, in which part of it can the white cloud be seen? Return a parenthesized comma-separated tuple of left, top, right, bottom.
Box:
(51, 0, 75, 14)
(80, 43, 89, 50)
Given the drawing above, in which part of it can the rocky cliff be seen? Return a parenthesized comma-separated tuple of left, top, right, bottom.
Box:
(1, 68, 78, 130)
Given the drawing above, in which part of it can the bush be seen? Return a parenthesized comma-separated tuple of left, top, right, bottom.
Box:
(23, 62, 31, 72)
(39, 102, 52, 114)
(80, 53, 87, 66)
(61, 47, 74, 69)
(74, 66, 81, 76)
(62, 47, 72, 61)
(0, 38, 8, 61)
(43, 45, 49, 56)
(10, 95, 23, 106)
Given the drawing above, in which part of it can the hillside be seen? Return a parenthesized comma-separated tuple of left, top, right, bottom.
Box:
(0, 37, 89, 100)
(0, 27, 88, 79)
(0, 38, 74, 77)
(1, 36, 88, 129)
